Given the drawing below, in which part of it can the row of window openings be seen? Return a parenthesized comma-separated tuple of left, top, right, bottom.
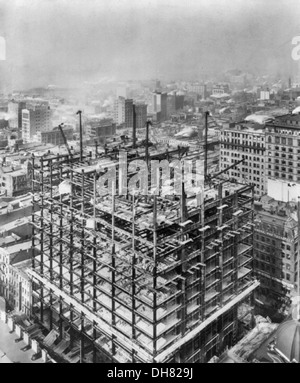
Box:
(272, 137, 300, 145)
(256, 236, 297, 251)
(258, 269, 293, 282)
(272, 166, 295, 173)
(271, 172, 300, 180)
(222, 139, 262, 147)
(270, 159, 295, 165)
(221, 145, 262, 155)
(223, 132, 264, 141)
(273, 146, 296, 153)
(274, 153, 294, 159)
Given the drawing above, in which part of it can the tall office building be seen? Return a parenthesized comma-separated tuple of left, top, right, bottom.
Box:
(22, 104, 52, 143)
(220, 122, 266, 198)
(113, 97, 134, 128)
(8, 100, 26, 130)
(175, 92, 185, 110)
(133, 103, 147, 130)
(152, 92, 167, 122)
(167, 93, 176, 118)
(125, 99, 133, 129)
(113, 97, 125, 125)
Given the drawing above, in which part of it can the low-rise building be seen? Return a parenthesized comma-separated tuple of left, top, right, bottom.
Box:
(253, 197, 298, 317)
(88, 118, 116, 144)
(0, 195, 32, 227)
(41, 127, 73, 146)
(0, 163, 32, 197)
(0, 240, 36, 315)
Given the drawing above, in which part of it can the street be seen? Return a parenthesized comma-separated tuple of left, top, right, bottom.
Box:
(0, 319, 44, 363)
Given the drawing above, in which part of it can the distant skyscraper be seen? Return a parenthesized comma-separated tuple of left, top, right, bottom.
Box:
(113, 97, 125, 125)
(8, 101, 18, 129)
(152, 91, 167, 122)
(8, 100, 26, 130)
(113, 97, 134, 128)
(175, 92, 185, 110)
(22, 104, 52, 143)
(167, 93, 176, 118)
(125, 99, 133, 129)
(133, 103, 147, 130)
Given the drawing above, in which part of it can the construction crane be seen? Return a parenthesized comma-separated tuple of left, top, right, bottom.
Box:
(204, 111, 210, 181)
(145, 120, 151, 168)
(203, 111, 224, 182)
(58, 123, 72, 158)
(207, 158, 245, 182)
(76, 110, 83, 161)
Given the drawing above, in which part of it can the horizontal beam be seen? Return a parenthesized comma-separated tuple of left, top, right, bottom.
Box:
(154, 279, 260, 363)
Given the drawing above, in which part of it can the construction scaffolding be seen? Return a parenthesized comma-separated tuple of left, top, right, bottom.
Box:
(29, 146, 259, 363)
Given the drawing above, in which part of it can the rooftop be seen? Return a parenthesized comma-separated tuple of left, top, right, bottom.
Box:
(0, 234, 21, 247)
(4, 240, 32, 257)
(0, 217, 30, 234)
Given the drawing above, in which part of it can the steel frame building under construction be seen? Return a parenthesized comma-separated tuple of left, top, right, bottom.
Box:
(29, 147, 259, 363)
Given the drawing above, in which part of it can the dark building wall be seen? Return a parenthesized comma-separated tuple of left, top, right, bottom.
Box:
(125, 99, 133, 129)
(18, 102, 26, 129)
(175, 95, 184, 110)
(0, 119, 8, 129)
(41, 128, 73, 145)
(92, 122, 116, 138)
(134, 104, 147, 130)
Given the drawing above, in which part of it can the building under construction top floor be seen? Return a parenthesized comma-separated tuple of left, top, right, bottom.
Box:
(29, 145, 259, 363)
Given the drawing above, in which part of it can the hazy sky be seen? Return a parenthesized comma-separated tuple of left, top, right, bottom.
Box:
(1, 0, 300, 89)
